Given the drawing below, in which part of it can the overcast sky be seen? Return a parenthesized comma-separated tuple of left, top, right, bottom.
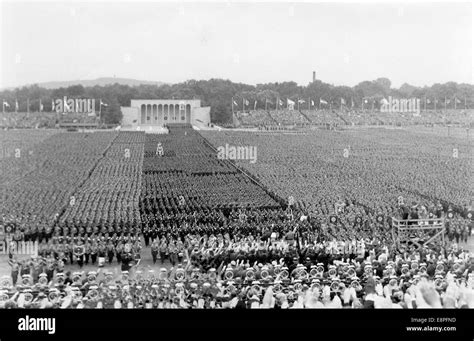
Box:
(0, 1, 472, 89)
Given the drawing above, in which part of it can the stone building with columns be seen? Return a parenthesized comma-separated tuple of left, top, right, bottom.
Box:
(120, 99, 211, 129)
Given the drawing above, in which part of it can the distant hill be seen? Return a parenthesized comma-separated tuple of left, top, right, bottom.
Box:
(12, 77, 165, 90)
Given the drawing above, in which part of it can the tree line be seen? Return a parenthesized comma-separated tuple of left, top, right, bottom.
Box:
(1, 78, 472, 124)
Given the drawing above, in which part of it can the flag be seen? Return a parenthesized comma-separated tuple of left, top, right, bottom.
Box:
(380, 98, 389, 105)
(455, 98, 461, 104)
(245, 99, 249, 106)
(311, 100, 315, 106)
(233, 100, 238, 106)
(426, 98, 431, 104)
(254, 100, 257, 110)
(320, 99, 328, 105)
(351, 98, 355, 108)
(100, 100, 108, 107)
(3, 101, 10, 108)
(287, 99, 295, 105)
(341, 98, 346, 105)
(39, 99, 44, 112)
(279, 99, 284, 106)
(298, 99, 305, 104)
(15, 100, 19, 111)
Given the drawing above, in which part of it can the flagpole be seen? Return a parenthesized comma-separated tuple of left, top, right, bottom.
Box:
(434, 98, 437, 111)
(297, 98, 300, 111)
(265, 99, 267, 111)
(242, 98, 245, 113)
(424, 97, 426, 112)
(444, 97, 447, 111)
(231, 97, 234, 114)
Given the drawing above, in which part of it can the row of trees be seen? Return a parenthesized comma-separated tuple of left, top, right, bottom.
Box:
(1, 79, 473, 124)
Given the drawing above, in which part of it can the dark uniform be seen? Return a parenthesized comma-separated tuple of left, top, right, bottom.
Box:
(151, 241, 159, 264)
(107, 243, 115, 264)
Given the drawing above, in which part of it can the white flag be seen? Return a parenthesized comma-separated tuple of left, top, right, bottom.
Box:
(3, 101, 10, 108)
(298, 99, 305, 104)
(320, 99, 328, 105)
(287, 99, 295, 105)
(311, 100, 314, 106)
(380, 98, 389, 105)
(100, 100, 108, 107)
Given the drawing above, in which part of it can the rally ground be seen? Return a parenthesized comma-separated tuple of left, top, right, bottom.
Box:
(0, 235, 473, 280)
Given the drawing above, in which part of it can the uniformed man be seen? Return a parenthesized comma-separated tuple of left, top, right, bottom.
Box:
(84, 242, 91, 265)
(116, 242, 123, 264)
(7, 257, 20, 286)
(74, 242, 85, 268)
(107, 242, 115, 264)
(143, 227, 150, 247)
(160, 239, 168, 265)
(151, 239, 159, 264)
(98, 242, 106, 267)
(90, 241, 98, 265)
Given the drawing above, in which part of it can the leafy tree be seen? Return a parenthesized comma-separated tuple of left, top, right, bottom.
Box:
(1, 78, 472, 124)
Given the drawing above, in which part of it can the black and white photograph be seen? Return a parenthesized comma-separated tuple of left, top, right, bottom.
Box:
(0, 0, 473, 338)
